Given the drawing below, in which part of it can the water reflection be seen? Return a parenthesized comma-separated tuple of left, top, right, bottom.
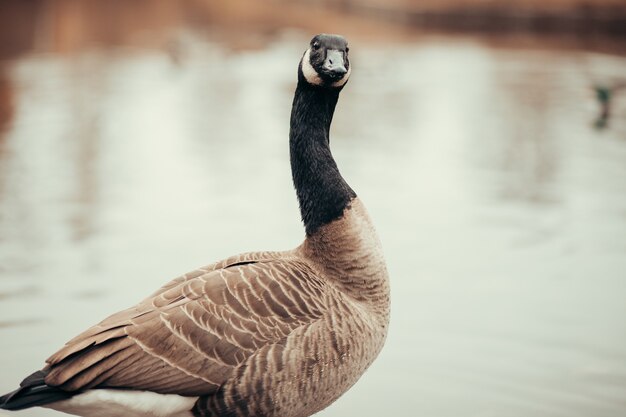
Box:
(0, 70, 13, 133)
(0, 31, 625, 417)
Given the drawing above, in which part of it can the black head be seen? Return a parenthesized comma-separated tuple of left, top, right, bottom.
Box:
(300, 34, 351, 88)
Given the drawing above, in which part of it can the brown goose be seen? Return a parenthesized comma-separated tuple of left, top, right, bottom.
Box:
(0, 34, 390, 417)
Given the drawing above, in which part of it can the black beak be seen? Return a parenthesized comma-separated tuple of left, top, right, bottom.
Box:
(322, 50, 347, 78)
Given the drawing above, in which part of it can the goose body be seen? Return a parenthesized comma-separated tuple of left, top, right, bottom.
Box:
(0, 34, 390, 417)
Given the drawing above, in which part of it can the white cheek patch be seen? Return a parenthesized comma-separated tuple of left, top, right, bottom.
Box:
(302, 49, 323, 86)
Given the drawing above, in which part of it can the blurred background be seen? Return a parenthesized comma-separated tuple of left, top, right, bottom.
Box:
(1, 0, 626, 416)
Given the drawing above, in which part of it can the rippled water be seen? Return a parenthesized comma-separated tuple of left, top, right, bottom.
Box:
(1, 32, 626, 417)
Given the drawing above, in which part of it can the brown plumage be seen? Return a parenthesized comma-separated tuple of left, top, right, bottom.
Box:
(44, 200, 389, 416)
(0, 34, 390, 417)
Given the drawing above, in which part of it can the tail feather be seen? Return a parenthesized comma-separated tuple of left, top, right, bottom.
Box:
(0, 370, 74, 411)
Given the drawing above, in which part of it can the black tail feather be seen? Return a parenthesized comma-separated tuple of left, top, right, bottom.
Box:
(0, 370, 75, 411)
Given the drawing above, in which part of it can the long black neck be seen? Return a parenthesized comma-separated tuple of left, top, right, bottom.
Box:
(290, 79, 356, 236)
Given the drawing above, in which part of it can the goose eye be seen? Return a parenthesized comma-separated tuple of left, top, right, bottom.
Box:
(345, 47, 349, 53)
(312, 42, 320, 49)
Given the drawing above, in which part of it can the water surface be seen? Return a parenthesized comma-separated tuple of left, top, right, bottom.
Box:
(1, 32, 626, 416)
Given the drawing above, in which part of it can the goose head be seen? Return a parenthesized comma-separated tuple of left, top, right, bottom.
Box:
(300, 34, 351, 88)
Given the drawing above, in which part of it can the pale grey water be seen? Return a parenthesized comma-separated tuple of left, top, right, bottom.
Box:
(1, 32, 626, 417)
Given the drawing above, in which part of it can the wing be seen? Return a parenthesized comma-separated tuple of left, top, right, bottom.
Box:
(43, 251, 327, 396)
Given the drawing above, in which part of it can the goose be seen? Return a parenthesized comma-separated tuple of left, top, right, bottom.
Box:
(593, 82, 626, 129)
(0, 33, 390, 417)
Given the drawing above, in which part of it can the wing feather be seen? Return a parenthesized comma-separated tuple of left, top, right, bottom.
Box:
(43, 252, 327, 396)
(54, 344, 139, 391)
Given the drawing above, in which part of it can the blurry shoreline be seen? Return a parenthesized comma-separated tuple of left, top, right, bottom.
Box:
(320, 0, 626, 36)
(1, 0, 625, 62)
